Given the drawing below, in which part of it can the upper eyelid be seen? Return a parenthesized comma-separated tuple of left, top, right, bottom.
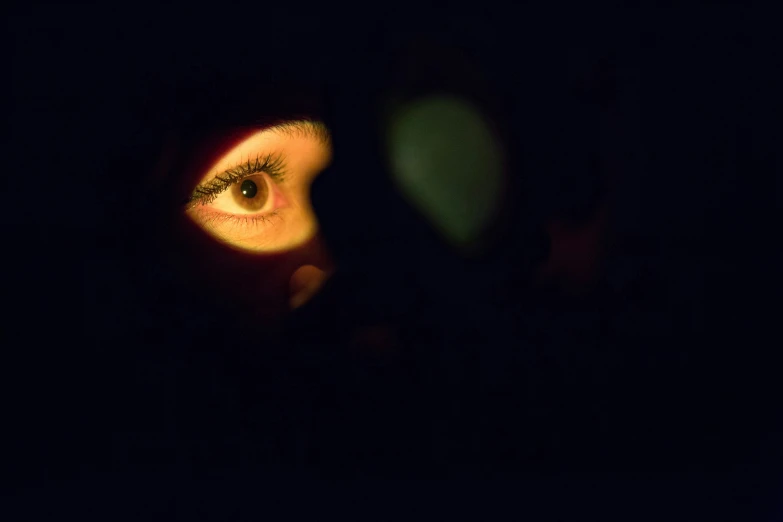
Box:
(183, 119, 329, 208)
(208, 119, 329, 182)
(185, 153, 287, 208)
(210, 153, 287, 184)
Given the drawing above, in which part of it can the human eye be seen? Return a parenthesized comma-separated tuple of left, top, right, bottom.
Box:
(186, 152, 287, 225)
(183, 120, 332, 253)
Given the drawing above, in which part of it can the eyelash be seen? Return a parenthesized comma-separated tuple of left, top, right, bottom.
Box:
(198, 208, 284, 229)
(184, 153, 287, 210)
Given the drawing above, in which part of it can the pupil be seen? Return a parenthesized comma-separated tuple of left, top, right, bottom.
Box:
(240, 179, 258, 198)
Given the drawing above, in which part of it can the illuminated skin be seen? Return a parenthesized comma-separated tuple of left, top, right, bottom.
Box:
(186, 120, 331, 254)
(180, 120, 333, 312)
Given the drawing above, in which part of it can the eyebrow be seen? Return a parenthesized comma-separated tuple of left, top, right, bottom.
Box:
(266, 119, 331, 147)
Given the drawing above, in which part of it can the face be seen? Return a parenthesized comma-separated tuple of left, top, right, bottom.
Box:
(185, 120, 331, 254)
(169, 119, 334, 318)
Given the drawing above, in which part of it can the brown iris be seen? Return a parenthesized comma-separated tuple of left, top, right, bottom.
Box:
(232, 175, 269, 211)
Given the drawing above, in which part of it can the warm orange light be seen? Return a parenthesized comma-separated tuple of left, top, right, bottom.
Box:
(185, 120, 331, 254)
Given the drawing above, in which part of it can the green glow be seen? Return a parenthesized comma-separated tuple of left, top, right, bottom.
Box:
(387, 95, 503, 250)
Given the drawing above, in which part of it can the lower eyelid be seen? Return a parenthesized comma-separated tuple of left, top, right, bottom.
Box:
(190, 205, 286, 229)
(186, 169, 296, 235)
(193, 203, 282, 225)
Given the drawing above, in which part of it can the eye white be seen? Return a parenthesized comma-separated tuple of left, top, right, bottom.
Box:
(209, 174, 273, 215)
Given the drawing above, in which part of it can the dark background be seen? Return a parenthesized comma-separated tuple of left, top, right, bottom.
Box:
(6, 4, 782, 516)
